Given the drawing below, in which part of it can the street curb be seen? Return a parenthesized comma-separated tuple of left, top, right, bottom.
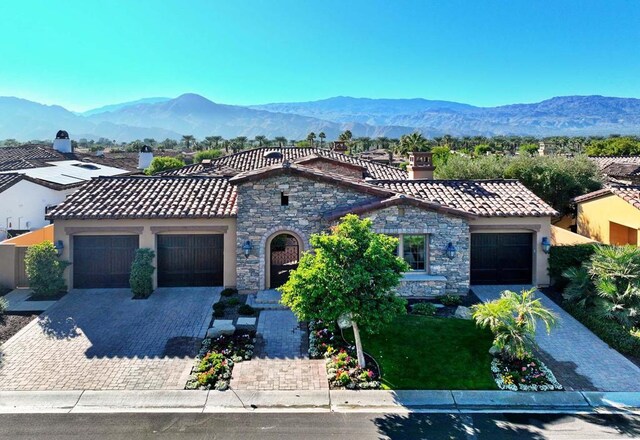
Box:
(1, 390, 640, 414)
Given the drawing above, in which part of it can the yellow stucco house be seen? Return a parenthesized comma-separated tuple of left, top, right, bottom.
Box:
(574, 185, 640, 245)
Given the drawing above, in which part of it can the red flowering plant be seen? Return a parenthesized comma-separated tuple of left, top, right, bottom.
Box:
(326, 349, 380, 390)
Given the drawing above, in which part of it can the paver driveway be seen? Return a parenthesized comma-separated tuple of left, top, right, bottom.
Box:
(0, 287, 219, 391)
(472, 285, 640, 392)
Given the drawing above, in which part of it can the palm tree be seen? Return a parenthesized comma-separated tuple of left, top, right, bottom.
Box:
(318, 132, 326, 148)
(339, 130, 353, 142)
(274, 136, 287, 147)
(234, 136, 248, 150)
(306, 132, 317, 148)
(376, 136, 390, 150)
(181, 135, 195, 150)
(254, 135, 267, 147)
(472, 288, 557, 361)
(397, 132, 428, 156)
(211, 136, 223, 149)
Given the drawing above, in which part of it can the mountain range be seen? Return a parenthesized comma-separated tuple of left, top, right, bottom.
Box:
(1, 93, 639, 142)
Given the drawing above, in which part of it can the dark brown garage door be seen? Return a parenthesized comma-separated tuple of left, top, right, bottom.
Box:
(471, 233, 533, 285)
(73, 235, 139, 288)
(157, 234, 224, 287)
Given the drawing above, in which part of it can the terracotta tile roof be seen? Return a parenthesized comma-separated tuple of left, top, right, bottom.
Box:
(574, 185, 640, 210)
(159, 147, 408, 180)
(0, 173, 23, 193)
(47, 176, 237, 220)
(601, 162, 640, 178)
(0, 145, 61, 164)
(372, 179, 558, 217)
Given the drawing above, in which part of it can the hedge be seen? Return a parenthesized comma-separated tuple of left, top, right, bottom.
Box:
(564, 303, 640, 359)
(130, 248, 155, 299)
(548, 244, 597, 288)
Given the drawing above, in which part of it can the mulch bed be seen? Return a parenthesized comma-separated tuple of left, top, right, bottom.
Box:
(0, 314, 37, 345)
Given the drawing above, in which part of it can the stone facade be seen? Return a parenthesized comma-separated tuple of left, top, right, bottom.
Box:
(235, 173, 378, 291)
(363, 205, 470, 296)
(236, 172, 471, 297)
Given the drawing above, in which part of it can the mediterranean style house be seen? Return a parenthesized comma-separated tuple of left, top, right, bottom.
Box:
(46, 146, 557, 297)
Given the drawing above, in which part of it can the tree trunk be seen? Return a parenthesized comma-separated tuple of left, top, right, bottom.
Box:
(351, 321, 366, 368)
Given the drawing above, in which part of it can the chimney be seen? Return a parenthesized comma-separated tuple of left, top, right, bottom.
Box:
(407, 151, 435, 179)
(332, 141, 348, 153)
(53, 130, 72, 153)
(138, 145, 154, 169)
(201, 159, 213, 168)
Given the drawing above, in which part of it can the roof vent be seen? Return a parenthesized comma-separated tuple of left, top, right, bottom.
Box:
(55, 130, 69, 140)
(264, 150, 283, 159)
(138, 145, 154, 169)
(53, 129, 72, 153)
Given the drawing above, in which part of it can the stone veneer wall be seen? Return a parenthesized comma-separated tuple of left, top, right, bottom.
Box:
(236, 173, 470, 296)
(363, 205, 470, 296)
(235, 173, 378, 291)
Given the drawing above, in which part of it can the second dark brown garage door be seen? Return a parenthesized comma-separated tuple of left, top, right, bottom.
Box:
(157, 234, 224, 287)
(470, 233, 533, 285)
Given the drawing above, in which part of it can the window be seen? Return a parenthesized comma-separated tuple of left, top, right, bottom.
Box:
(403, 235, 427, 271)
(387, 234, 429, 272)
(280, 192, 289, 206)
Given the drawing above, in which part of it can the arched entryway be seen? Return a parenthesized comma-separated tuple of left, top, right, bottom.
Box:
(267, 233, 300, 289)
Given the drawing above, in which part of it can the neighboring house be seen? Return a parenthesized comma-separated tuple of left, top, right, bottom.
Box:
(0, 132, 145, 237)
(574, 185, 640, 246)
(47, 147, 557, 297)
(591, 156, 640, 185)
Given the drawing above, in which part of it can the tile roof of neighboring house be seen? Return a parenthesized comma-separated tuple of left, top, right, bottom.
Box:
(159, 147, 408, 180)
(590, 156, 640, 177)
(573, 185, 640, 210)
(372, 179, 559, 217)
(46, 176, 237, 220)
(0, 173, 23, 193)
(0, 144, 142, 172)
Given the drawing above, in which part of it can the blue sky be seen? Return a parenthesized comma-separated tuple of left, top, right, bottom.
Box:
(0, 0, 638, 111)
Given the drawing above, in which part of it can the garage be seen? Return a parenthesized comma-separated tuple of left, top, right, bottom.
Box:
(73, 235, 139, 288)
(157, 234, 224, 287)
(470, 233, 533, 285)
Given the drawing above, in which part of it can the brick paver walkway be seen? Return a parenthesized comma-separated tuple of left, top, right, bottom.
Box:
(0, 287, 219, 390)
(230, 309, 328, 390)
(472, 285, 640, 392)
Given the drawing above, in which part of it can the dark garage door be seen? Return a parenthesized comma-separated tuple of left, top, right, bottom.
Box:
(73, 235, 139, 288)
(157, 234, 224, 287)
(471, 233, 533, 285)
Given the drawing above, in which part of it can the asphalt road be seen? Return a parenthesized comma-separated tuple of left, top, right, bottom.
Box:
(1, 412, 640, 439)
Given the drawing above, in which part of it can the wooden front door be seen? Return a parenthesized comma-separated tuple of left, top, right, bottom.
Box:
(269, 234, 299, 289)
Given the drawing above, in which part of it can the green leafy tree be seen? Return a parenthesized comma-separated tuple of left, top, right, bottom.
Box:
(145, 156, 186, 175)
(130, 249, 156, 299)
(431, 145, 451, 167)
(519, 143, 539, 156)
(280, 214, 408, 367)
(472, 288, 557, 361)
(474, 144, 492, 156)
(25, 242, 71, 297)
(194, 149, 223, 163)
(586, 136, 640, 156)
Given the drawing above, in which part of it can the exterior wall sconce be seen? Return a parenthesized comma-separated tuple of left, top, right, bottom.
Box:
(445, 242, 457, 260)
(242, 240, 253, 258)
(541, 236, 551, 254)
(54, 240, 64, 257)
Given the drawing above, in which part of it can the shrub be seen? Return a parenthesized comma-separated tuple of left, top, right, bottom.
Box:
(225, 297, 240, 306)
(0, 296, 6, 316)
(549, 244, 597, 288)
(144, 156, 185, 175)
(238, 304, 255, 316)
(194, 149, 223, 163)
(213, 302, 226, 312)
(24, 242, 70, 297)
(411, 302, 437, 316)
(130, 249, 155, 299)
(440, 294, 462, 307)
(220, 288, 238, 297)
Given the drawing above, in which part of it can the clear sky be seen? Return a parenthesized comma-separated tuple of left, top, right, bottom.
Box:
(0, 0, 638, 111)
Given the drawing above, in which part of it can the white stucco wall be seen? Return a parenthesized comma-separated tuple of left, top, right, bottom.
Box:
(0, 180, 74, 231)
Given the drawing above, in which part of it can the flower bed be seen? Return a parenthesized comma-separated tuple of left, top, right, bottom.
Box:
(308, 320, 381, 390)
(185, 331, 255, 390)
(491, 355, 563, 391)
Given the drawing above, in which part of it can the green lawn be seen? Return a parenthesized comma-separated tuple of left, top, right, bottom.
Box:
(344, 315, 497, 390)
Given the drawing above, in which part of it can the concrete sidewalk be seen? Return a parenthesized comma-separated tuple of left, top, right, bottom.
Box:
(2, 389, 640, 414)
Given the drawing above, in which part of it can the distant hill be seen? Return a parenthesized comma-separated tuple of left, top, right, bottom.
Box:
(81, 97, 171, 116)
(1, 93, 639, 142)
(86, 93, 414, 140)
